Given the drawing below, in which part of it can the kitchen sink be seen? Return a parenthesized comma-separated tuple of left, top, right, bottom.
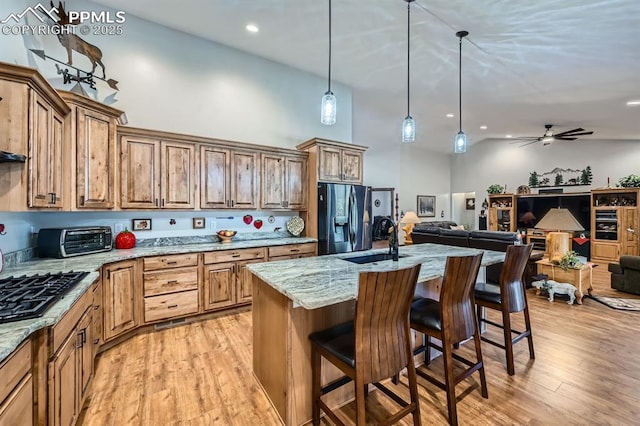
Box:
(343, 253, 408, 264)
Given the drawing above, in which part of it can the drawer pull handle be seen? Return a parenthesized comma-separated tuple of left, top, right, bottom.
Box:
(167, 304, 178, 309)
(290, 249, 300, 253)
(167, 261, 178, 265)
(232, 254, 240, 258)
(94, 339, 99, 345)
(167, 280, 178, 284)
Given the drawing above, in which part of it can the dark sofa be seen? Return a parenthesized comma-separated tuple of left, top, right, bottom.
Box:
(608, 256, 640, 295)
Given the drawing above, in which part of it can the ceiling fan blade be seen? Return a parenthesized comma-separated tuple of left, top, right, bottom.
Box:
(556, 131, 593, 137)
(519, 140, 540, 147)
(555, 137, 578, 141)
(554, 128, 584, 136)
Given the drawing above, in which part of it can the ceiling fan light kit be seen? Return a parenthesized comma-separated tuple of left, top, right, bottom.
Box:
(320, 0, 336, 125)
(454, 30, 469, 153)
(401, 0, 415, 143)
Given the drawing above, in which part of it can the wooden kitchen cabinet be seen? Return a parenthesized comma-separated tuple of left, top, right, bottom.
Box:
(59, 91, 123, 210)
(261, 153, 307, 210)
(488, 194, 516, 232)
(120, 129, 196, 209)
(103, 260, 138, 341)
(142, 254, 199, 323)
(201, 145, 259, 209)
(296, 138, 366, 184)
(591, 188, 640, 262)
(203, 248, 266, 309)
(0, 340, 32, 426)
(267, 243, 317, 261)
(0, 63, 70, 211)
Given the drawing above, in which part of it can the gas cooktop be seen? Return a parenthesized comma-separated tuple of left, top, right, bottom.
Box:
(0, 271, 89, 323)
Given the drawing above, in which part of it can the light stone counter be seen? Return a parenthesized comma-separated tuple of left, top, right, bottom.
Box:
(0, 237, 316, 362)
(247, 243, 506, 310)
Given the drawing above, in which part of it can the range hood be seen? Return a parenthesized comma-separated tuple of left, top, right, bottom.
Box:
(0, 150, 26, 163)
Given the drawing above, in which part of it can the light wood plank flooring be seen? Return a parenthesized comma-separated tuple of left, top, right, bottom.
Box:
(80, 264, 640, 425)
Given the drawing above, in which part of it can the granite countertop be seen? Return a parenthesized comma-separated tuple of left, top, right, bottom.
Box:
(247, 243, 506, 310)
(0, 236, 316, 362)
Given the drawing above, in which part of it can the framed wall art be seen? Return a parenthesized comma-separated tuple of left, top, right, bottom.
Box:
(132, 218, 152, 231)
(192, 217, 205, 229)
(466, 197, 476, 210)
(417, 195, 436, 217)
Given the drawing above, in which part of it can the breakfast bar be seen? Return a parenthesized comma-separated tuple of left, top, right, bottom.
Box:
(247, 243, 506, 425)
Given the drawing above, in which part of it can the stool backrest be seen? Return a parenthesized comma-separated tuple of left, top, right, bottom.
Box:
(354, 264, 422, 384)
(439, 254, 484, 343)
(499, 244, 533, 312)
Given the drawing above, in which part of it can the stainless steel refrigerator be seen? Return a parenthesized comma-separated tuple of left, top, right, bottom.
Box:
(317, 183, 372, 255)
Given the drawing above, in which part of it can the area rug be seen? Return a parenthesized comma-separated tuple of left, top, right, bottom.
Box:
(589, 295, 640, 311)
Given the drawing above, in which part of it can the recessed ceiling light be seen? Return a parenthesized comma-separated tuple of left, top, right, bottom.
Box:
(480, 125, 487, 130)
(505, 134, 513, 138)
(446, 113, 454, 118)
(627, 100, 640, 106)
(245, 24, 259, 33)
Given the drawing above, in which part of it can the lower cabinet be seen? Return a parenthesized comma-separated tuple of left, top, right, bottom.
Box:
(203, 248, 266, 310)
(103, 260, 138, 341)
(0, 340, 32, 426)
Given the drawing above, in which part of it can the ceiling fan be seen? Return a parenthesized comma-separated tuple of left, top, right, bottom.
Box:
(513, 124, 594, 146)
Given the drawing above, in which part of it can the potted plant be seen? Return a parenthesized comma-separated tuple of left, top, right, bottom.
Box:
(617, 174, 640, 188)
(487, 184, 505, 195)
(553, 250, 583, 272)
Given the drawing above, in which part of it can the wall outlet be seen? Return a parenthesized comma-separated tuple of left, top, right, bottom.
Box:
(114, 223, 124, 233)
(210, 220, 217, 230)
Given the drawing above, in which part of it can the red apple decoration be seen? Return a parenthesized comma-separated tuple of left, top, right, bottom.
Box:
(115, 229, 136, 249)
(254, 219, 263, 229)
(243, 214, 253, 225)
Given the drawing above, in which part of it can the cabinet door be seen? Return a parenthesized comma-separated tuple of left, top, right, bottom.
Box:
(237, 259, 264, 304)
(49, 333, 77, 426)
(261, 154, 285, 209)
(201, 146, 230, 209)
(29, 91, 56, 208)
(592, 242, 620, 262)
(161, 141, 195, 208)
(488, 208, 498, 231)
(318, 145, 342, 182)
(203, 263, 236, 310)
(231, 151, 258, 209)
(103, 261, 138, 341)
(622, 207, 638, 256)
(120, 137, 160, 208)
(341, 149, 363, 183)
(0, 375, 32, 426)
(77, 309, 93, 401)
(76, 108, 115, 209)
(285, 156, 307, 210)
(50, 111, 64, 207)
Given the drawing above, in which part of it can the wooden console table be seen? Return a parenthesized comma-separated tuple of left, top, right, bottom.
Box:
(535, 259, 594, 304)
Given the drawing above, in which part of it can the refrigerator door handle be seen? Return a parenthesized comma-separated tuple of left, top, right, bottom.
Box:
(348, 187, 357, 251)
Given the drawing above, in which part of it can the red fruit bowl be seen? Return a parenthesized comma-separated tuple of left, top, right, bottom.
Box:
(216, 230, 237, 243)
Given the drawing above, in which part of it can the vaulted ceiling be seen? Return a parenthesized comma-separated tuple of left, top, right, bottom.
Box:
(93, 0, 640, 153)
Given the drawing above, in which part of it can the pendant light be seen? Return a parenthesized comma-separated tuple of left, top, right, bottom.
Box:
(454, 30, 469, 153)
(401, 0, 415, 143)
(321, 0, 336, 125)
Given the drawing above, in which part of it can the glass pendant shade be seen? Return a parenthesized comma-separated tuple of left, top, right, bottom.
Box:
(321, 91, 336, 125)
(454, 131, 467, 153)
(402, 115, 415, 143)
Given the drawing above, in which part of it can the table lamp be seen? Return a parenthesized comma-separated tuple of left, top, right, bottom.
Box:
(535, 208, 584, 262)
(400, 211, 422, 244)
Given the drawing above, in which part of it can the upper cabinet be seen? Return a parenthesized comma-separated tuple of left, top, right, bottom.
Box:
(296, 138, 366, 184)
(0, 63, 70, 211)
(59, 91, 124, 210)
(119, 128, 196, 209)
(261, 153, 307, 210)
(201, 145, 258, 209)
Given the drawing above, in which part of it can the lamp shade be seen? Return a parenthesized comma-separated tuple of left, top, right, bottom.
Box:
(400, 211, 421, 225)
(534, 208, 584, 231)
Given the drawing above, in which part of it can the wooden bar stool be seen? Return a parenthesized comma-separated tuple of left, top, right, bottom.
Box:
(410, 254, 486, 426)
(309, 264, 422, 426)
(474, 244, 534, 375)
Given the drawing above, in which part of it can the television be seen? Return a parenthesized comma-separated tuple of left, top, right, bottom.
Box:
(516, 193, 591, 232)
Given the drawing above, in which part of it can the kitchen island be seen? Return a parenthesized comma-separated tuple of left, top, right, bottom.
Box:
(247, 243, 506, 425)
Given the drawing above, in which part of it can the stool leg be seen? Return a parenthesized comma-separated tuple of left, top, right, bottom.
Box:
(312, 347, 321, 425)
(441, 337, 458, 426)
(355, 376, 366, 426)
(523, 305, 535, 360)
(502, 310, 515, 376)
(472, 326, 488, 398)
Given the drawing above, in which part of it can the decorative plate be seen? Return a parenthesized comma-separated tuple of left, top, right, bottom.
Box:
(517, 185, 531, 194)
(286, 216, 305, 236)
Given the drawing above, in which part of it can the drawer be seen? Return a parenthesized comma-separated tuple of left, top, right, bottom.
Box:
(268, 243, 316, 258)
(144, 267, 198, 296)
(204, 247, 266, 264)
(0, 374, 32, 425)
(143, 253, 199, 271)
(144, 290, 199, 323)
(50, 278, 96, 355)
(0, 340, 31, 405)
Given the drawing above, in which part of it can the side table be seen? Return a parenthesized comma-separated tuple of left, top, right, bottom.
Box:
(535, 259, 594, 304)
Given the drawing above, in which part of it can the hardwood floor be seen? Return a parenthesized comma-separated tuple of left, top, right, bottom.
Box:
(80, 264, 640, 425)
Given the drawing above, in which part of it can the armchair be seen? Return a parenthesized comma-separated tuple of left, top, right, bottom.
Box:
(609, 256, 640, 295)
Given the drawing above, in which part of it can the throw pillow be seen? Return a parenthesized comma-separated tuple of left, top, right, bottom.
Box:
(450, 225, 465, 230)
